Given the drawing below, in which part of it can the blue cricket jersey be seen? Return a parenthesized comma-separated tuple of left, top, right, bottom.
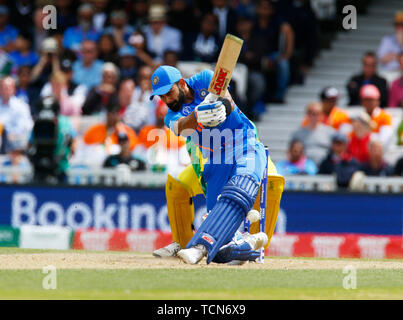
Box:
(164, 70, 266, 210)
(164, 70, 259, 163)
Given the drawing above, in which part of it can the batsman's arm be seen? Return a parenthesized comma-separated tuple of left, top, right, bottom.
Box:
(174, 112, 199, 136)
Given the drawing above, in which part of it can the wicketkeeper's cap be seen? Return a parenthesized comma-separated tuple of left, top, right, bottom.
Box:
(149, 65, 182, 100)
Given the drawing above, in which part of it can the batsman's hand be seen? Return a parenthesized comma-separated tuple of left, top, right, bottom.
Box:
(203, 92, 219, 103)
(195, 101, 227, 127)
(202, 93, 232, 114)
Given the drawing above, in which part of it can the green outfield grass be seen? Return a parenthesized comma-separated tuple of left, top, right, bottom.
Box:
(0, 268, 402, 299)
(0, 248, 402, 299)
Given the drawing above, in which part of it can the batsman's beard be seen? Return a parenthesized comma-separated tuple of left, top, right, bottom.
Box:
(167, 87, 186, 112)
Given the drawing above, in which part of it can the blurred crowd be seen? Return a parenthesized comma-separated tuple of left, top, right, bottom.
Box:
(0, 0, 328, 181)
(276, 10, 403, 189)
(0, 0, 402, 187)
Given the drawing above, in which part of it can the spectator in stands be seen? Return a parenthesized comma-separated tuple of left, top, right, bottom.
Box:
(137, 101, 189, 174)
(121, 66, 160, 131)
(97, 33, 119, 65)
(135, 64, 160, 126)
(32, 8, 49, 53)
(0, 124, 8, 154)
(72, 40, 104, 90)
(388, 52, 403, 107)
(291, 102, 335, 166)
(129, 0, 149, 30)
(16, 65, 40, 109)
(118, 45, 137, 80)
(234, 0, 256, 18)
(9, 33, 39, 71)
(377, 11, 403, 71)
(0, 76, 33, 149)
(55, 0, 77, 34)
(393, 155, 403, 176)
(81, 62, 119, 115)
(256, 0, 294, 103)
(182, 12, 220, 63)
(320, 86, 352, 133)
(119, 78, 148, 132)
(48, 71, 82, 116)
(63, 3, 100, 53)
(162, 50, 179, 68)
(0, 48, 12, 76)
(83, 98, 138, 155)
(360, 84, 393, 147)
(1, 134, 31, 183)
(92, 0, 109, 32)
(318, 133, 360, 189)
(168, 0, 199, 38)
(9, 0, 35, 37)
(359, 140, 394, 177)
(30, 37, 61, 94)
(282, 0, 319, 70)
(302, 86, 351, 134)
(103, 131, 146, 171)
(2, 138, 30, 168)
(138, 101, 185, 149)
(143, 4, 182, 62)
(347, 51, 389, 108)
(0, 5, 18, 52)
(40, 58, 87, 112)
(236, 12, 268, 120)
(347, 111, 373, 164)
(212, 0, 238, 41)
(276, 139, 317, 176)
(103, 9, 135, 49)
(128, 30, 158, 70)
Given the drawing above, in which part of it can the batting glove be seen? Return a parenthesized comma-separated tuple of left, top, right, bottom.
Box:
(195, 101, 227, 127)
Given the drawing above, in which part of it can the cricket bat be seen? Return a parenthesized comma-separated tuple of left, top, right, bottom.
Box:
(208, 34, 244, 98)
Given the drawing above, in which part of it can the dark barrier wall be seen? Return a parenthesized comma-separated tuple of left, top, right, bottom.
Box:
(0, 184, 402, 235)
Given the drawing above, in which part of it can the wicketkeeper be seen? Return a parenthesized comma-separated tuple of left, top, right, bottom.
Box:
(150, 66, 284, 264)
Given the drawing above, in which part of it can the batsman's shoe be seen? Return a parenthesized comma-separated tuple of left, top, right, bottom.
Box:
(244, 232, 268, 251)
(153, 242, 181, 258)
(212, 232, 268, 264)
(177, 244, 207, 265)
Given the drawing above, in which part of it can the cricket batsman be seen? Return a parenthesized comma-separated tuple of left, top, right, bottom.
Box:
(149, 65, 284, 265)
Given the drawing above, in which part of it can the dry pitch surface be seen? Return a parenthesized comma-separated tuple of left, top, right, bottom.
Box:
(1, 251, 403, 270)
(0, 249, 403, 299)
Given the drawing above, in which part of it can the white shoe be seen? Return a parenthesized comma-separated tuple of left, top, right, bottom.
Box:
(153, 242, 181, 258)
(177, 244, 207, 265)
(244, 232, 268, 251)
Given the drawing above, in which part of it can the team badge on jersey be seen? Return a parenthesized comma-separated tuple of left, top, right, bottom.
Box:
(152, 76, 159, 85)
(199, 89, 208, 100)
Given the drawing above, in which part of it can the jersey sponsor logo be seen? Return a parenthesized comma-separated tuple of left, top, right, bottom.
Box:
(211, 68, 229, 95)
